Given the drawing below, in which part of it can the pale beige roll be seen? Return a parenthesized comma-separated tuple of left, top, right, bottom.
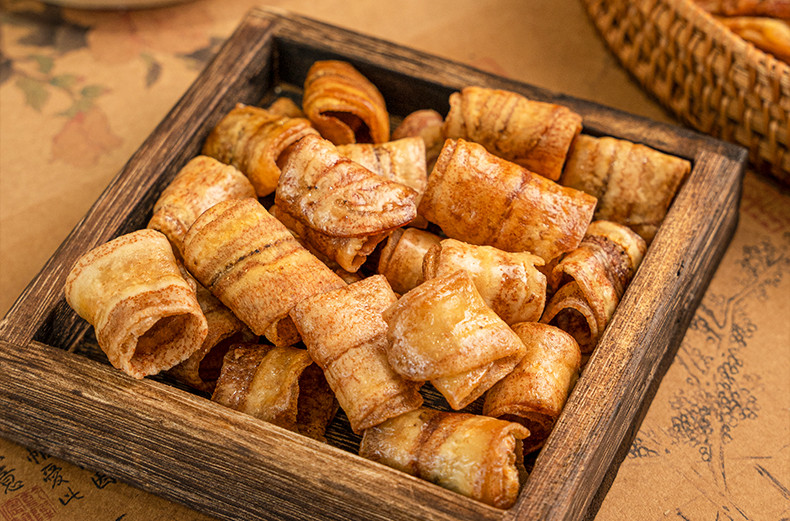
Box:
(211, 343, 338, 442)
(376, 227, 442, 294)
(202, 103, 319, 197)
(443, 86, 583, 181)
(302, 60, 390, 145)
(392, 109, 445, 172)
(419, 139, 597, 264)
(182, 198, 346, 346)
(383, 270, 526, 409)
(359, 408, 529, 509)
(147, 155, 256, 257)
(167, 280, 256, 393)
(560, 134, 690, 243)
(336, 137, 428, 197)
(65, 229, 208, 379)
(483, 322, 581, 453)
(423, 238, 547, 325)
(541, 220, 647, 351)
(290, 275, 423, 433)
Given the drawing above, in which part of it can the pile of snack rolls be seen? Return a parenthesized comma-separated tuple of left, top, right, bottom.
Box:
(64, 60, 690, 509)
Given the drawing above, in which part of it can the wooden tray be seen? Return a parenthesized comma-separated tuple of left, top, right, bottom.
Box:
(0, 8, 747, 521)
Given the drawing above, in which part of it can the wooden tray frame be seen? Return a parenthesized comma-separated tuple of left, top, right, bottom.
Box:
(0, 8, 746, 521)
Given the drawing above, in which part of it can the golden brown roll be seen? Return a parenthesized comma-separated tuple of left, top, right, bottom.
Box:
(560, 134, 691, 243)
(443, 86, 583, 181)
(290, 275, 423, 433)
(716, 16, 790, 63)
(423, 238, 547, 325)
(274, 135, 418, 271)
(359, 408, 529, 509)
(147, 155, 256, 257)
(167, 280, 256, 393)
(483, 322, 581, 453)
(182, 198, 346, 346)
(392, 109, 445, 172)
(202, 103, 319, 197)
(419, 138, 597, 264)
(383, 270, 526, 409)
(541, 220, 647, 351)
(302, 60, 390, 145)
(336, 137, 428, 198)
(65, 229, 208, 379)
(269, 203, 385, 273)
(266, 97, 305, 118)
(211, 343, 338, 442)
(694, 0, 790, 17)
(376, 227, 442, 294)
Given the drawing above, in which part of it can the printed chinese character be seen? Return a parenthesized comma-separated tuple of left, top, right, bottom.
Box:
(58, 486, 84, 506)
(0, 463, 25, 494)
(91, 471, 117, 489)
(41, 463, 68, 490)
(26, 448, 51, 465)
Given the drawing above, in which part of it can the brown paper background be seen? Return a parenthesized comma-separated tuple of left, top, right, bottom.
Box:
(1, 1, 788, 520)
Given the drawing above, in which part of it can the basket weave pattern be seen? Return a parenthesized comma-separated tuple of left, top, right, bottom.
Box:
(583, 0, 790, 184)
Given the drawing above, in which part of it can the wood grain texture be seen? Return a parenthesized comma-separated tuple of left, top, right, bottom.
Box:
(0, 8, 747, 521)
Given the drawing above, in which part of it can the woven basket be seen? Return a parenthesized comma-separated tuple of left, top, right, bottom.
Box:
(582, 0, 790, 184)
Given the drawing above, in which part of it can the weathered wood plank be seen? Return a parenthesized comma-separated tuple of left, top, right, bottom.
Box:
(0, 339, 501, 521)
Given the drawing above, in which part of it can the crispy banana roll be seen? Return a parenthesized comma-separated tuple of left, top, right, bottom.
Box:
(274, 134, 418, 271)
(560, 134, 690, 243)
(302, 60, 390, 145)
(694, 0, 790, 17)
(211, 343, 338, 442)
(269, 203, 386, 273)
(541, 220, 646, 351)
(383, 270, 526, 409)
(423, 239, 546, 325)
(419, 138, 597, 264)
(359, 408, 529, 509)
(483, 322, 581, 453)
(291, 275, 423, 433)
(336, 137, 428, 197)
(65, 229, 208, 379)
(265, 96, 306, 119)
(182, 198, 346, 346)
(168, 279, 256, 393)
(716, 17, 790, 63)
(392, 109, 445, 172)
(377, 227, 442, 294)
(201, 103, 319, 197)
(147, 155, 256, 257)
(443, 86, 583, 181)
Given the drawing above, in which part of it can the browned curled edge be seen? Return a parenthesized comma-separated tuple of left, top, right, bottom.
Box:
(302, 60, 390, 145)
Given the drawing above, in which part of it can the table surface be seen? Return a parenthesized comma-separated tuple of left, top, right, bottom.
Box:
(1, 1, 788, 520)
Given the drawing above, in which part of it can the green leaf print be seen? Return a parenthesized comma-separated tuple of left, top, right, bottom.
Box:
(15, 76, 49, 111)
